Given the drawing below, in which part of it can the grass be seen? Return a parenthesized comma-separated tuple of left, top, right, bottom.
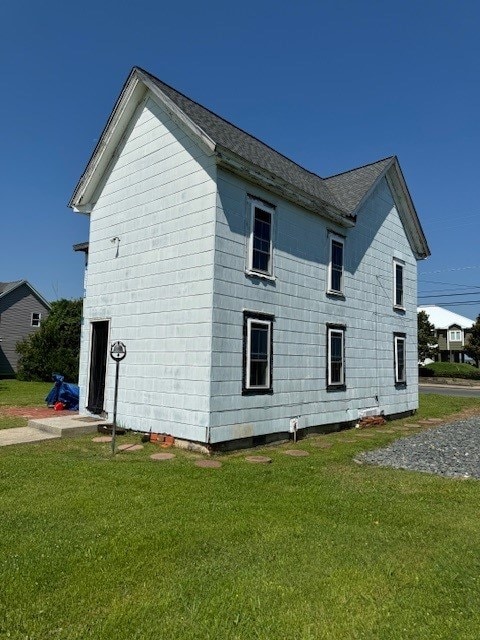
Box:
(0, 379, 52, 406)
(1, 392, 480, 638)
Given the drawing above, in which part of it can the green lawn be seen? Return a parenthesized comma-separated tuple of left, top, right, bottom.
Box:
(0, 379, 52, 406)
(1, 393, 480, 639)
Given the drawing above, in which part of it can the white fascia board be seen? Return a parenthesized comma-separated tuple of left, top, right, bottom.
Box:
(215, 147, 354, 229)
(69, 73, 147, 210)
(69, 70, 217, 212)
(137, 71, 216, 157)
(385, 161, 431, 260)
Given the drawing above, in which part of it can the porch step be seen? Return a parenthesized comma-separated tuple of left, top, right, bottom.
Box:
(29, 415, 104, 438)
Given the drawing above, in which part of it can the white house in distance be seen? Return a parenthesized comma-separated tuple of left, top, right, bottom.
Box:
(418, 305, 474, 363)
(70, 67, 430, 449)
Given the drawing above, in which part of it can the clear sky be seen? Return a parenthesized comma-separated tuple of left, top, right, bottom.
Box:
(1, 0, 479, 319)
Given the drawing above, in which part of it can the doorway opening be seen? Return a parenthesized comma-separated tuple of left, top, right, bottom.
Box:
(87, 320, 109, 415)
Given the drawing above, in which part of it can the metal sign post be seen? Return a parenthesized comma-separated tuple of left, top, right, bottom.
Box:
(110, 341, 126, 455)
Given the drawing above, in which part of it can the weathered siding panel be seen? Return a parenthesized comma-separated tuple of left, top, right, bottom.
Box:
(0, 285, 49, 375)
(79, 95, 217, 440)
(209, 169, 418, 443)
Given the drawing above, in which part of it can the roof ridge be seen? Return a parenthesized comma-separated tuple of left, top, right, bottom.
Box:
(324, 155, 395, 180)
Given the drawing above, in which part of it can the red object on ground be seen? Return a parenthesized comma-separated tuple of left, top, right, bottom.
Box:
(54, 402, 65, 411)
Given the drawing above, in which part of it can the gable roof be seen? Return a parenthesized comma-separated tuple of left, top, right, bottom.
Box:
(69, 67, 430, 258)
(0, 280, 51, 309)
(324, 156, 395, 214)
(418, 305, 474, 330)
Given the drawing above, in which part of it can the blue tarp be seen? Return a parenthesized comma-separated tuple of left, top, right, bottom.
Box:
(45, 374, 80, 411)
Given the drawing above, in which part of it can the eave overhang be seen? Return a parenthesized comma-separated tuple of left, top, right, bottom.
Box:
(215, 146, 355, 229)
(385, 159, 430, 260)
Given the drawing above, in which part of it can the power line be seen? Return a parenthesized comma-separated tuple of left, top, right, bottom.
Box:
(420, 279, 480, 289)
(419, 291, 480, 299)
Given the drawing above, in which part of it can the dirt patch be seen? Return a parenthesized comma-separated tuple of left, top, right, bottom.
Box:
(0, 406, 78, 419)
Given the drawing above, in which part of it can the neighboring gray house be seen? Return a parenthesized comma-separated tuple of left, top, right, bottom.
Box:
(0, 281, 51, 376)
(70, 67, 430, 448)
(418, 306, 474, 363)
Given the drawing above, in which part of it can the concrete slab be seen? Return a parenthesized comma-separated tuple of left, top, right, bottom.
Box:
(28, 415, 103, 438)
(0, 427, 58, 447)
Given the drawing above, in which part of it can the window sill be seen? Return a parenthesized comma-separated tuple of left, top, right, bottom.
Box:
(395, 381, 407, 389)
(242, 387, 274, 396)
(326, 290, 345, 299)
(393, 305, 406, 313)
(327, 384, 346, 392)
(245, 270, 276, 282)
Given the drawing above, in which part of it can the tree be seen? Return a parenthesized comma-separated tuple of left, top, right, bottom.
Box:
(417, 310, 437, 363)
(16, 299, 83, 382)
(464, 315, 480, 368)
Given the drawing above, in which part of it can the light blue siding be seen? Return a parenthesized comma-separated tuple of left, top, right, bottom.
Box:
(79, 95, 217, 441)
(209, 168, 417, 443)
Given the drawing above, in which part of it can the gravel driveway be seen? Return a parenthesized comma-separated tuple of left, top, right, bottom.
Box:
(357, 417, 480, 479)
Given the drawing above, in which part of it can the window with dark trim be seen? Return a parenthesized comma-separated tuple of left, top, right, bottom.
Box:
(327, 324, 345, 389)
(243, 311, 274, 394)
(248, 200, 274, 276)
(31, 312, 41, 327)
(328, 234, 344, 294)
(394, 333, 406, 385)
(393, 259, 404, 309)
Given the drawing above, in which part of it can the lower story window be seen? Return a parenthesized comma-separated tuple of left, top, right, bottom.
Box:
(394, 333, 406, 384)
(243, 311, 273, 394)
(327, 325, 345, 389)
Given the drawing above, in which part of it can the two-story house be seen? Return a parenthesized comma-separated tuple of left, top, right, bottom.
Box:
(418, 305, 474, 363)
(0, 280, 51, 376)
(69, 67, 430, 449)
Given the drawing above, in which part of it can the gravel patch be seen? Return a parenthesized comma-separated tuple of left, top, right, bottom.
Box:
(356, 417, 480, 479)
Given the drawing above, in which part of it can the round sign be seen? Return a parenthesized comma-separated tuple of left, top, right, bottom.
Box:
(110, 341, 126, 361)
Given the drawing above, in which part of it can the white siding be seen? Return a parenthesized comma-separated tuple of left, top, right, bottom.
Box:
(79, 95, 217, 441)
(209, 169, 418, 443)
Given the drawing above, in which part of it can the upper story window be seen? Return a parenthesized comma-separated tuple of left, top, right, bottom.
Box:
(243, 311, 273, 394)
(247, 200, 274, 277)
(327, 234, 344, 295)
(394, 333, 406, 385)
(393, 259, 405, 309)
(31, 312, 41, 327)
(327, 325, 346, 389)
(449, 329, 462, 342)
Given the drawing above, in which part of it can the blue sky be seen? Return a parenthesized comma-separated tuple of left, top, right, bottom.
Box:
(2, 0, 479, 318)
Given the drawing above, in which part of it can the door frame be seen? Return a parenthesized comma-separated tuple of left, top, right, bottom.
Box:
(86, 319, 111, 416)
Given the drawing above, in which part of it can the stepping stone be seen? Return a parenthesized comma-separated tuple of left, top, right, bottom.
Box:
(375, 429, 394, 433)
(284, 449, 309, 457)
(355, 433, 375, 437)
(150, 452, 175, 461)
(195, 459, 222, 468)
(92, 436, 112, 443)
(245, 455, 272, 464)
(118, 443, 144, 452)
(337, 438, 357, 443)
(311, 441, 332, 449)
(425, 418, 443, 423)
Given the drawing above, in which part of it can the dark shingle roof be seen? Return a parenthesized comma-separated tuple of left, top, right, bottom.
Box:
(0, 281, 22, 296)
(324, 157, 394, 214)
(139, 68, 351, 214)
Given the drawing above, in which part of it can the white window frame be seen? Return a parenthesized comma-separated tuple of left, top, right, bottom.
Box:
(31, 312, 41, 327)
(247, 199, 275, 278)
(394, 334, 406, 384)
(393, 259, 405, 310)
(449, 329, 462, 343)
(245, 316, 272, 392)
(327, 327, 345, 387)
(327, 234, 345, 295)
